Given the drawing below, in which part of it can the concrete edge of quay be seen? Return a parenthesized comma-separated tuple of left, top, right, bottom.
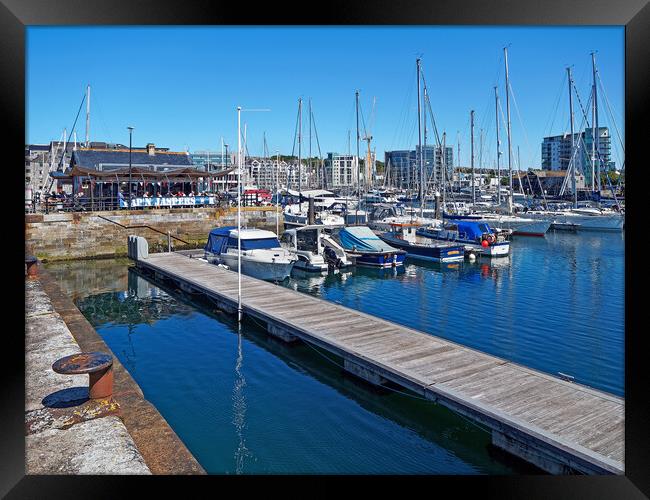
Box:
(27, 263, 206, 475)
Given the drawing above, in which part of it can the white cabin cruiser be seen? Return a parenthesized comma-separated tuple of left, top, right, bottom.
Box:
(280, 225, 329, 272)
(204, 226, 297, 281)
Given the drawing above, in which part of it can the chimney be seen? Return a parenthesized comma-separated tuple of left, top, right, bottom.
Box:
(146, 143, 155, 156)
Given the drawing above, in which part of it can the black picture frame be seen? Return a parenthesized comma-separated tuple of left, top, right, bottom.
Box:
(5, 0, 648, 497)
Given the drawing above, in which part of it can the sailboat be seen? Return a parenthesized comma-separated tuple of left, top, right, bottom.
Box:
(521, 55, 624, 232)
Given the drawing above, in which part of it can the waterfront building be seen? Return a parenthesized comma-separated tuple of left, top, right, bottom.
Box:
(25, 144, 51, 195)
(323, 153, 358, 188)
(541, 127, 614, 187)
(58, 143, 218, 208)
(384, 146, 453, 190)
(191, 150, 231, 171)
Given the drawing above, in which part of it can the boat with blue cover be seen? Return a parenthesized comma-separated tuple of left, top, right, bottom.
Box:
(204, 226, 298, 280)
(377, 223, 465, 262)
(417, 220, 510, 257)
(332, 225, 406, 268)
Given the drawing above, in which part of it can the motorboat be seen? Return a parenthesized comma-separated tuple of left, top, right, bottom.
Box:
(280, 225, 329, 272)
(320, 231, 354, 269)
(332, 225, 407, 268)
(204, 226, 297, 281)
(417, 220, 510, 257)
(377, 223, 465, 262)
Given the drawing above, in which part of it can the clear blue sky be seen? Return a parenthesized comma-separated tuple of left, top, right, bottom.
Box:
(26, 26, 624, 169)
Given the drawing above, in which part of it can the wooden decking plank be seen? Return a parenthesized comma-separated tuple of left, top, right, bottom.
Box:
(134, 253, 624, 474)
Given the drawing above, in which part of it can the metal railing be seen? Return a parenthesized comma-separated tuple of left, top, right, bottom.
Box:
(96, 214, 192, 247)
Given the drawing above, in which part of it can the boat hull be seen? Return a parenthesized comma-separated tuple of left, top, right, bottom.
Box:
(506, 219, 551, 236)
(293, 259, 329, 272)
(526, 211, 624, 232)
(378, 234, 464, 262)
(218, 254, 295, 281)
(417, 230, 510, 257)
(347, 251, 406, 268)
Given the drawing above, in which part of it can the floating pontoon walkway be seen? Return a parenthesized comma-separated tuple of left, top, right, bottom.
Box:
(131, 249, 623, 475)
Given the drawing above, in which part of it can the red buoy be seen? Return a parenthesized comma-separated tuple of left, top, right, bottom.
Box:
(481, 239, 489, 248)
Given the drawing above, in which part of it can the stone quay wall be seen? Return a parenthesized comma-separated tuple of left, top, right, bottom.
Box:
(25, 207, 283, 262)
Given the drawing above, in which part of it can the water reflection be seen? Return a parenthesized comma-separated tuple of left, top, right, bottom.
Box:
(232, 325, 249, 474)
(76, 272, 194, 329)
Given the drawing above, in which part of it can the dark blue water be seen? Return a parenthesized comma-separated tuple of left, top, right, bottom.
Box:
(45, 230, 623, 474)
(283, 230, 625, 397)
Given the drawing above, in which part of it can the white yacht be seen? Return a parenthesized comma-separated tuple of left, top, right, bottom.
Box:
(524, 204, 624, 232)
(204, 226, 297, 281)
(368, 204, 441, 232)
(445, 212, 552, 236)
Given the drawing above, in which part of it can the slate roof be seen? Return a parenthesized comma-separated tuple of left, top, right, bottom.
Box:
(71, 148, 193, 171)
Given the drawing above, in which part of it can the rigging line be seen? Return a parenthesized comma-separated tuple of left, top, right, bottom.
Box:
(290, 102, 300, 158)
(544, 74, 567, 138)
(573, 87, 593, 134)
(398, 65, 417, 149)
(359, 98, 368, 139)
(311, 108, 323, 158)
(420, 73, 441, 147)
(559, 108, 590, 195)
(507, 81, 535, 170)
(596, 73, 625, 154)
(94, 90, 114, 145)
(59, 91, 86, 169)
(391, 64, 417, 151)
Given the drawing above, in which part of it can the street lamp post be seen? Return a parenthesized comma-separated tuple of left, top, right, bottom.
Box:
(127, 126, 134, 209)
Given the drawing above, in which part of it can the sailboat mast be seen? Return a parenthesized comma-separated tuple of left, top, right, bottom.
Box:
(355, 90, 360, 220)
(471, 109, 475, 207)
(567, 66, 577, 208)
(504, 46, 514, 214)
(442, 132, 446, 209)
(298, 98, 302, 197)
(494, 86, 501, 206)
(591, 52, 601, 193)
(478, 129, 483, 170)
(309, 98, 312, 189)
(423, 87, 428, 192)
(85, 84, 90, 147)
(236, 106, 242, 322)
(416, 58, 424, 218)
(276, 150, 280, 236)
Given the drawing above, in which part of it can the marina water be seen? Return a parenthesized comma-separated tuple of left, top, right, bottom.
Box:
(45, 230, 624, 474)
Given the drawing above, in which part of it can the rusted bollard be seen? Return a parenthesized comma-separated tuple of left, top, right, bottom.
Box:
(25, 255, 39, 278)
(52, 352, 114, 399)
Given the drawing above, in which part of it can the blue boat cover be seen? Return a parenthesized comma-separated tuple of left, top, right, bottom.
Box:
(205, 226, 237, 254)
(339, 226, 398, 252)
(451, 221, 493, 241)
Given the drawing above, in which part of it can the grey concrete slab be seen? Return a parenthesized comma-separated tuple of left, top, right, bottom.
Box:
(26, 416, 151, 474)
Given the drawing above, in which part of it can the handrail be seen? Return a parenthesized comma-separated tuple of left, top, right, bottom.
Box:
(96, 214, 192, 246)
